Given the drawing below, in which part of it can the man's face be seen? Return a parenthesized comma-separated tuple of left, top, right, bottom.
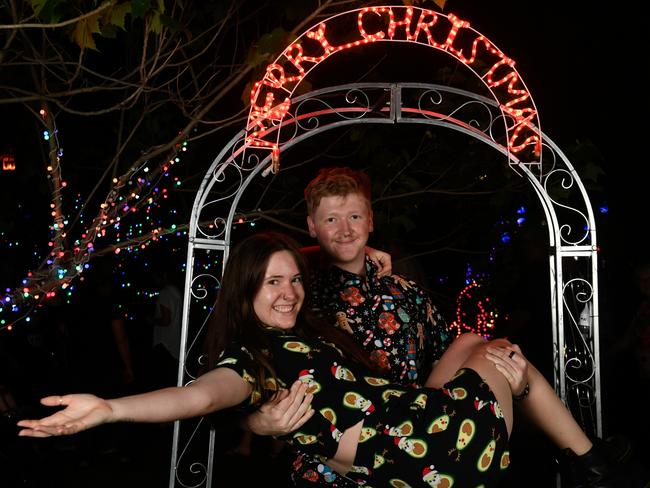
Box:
(307, 193, 373, 274)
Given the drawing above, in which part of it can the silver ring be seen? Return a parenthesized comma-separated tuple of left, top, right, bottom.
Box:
(508, 350, 516, 359)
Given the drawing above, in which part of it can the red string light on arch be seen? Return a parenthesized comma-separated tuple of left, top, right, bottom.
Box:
(246, 5, 541, 169)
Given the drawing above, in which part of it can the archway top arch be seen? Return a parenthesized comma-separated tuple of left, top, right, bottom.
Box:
(245, 5, 542, 171)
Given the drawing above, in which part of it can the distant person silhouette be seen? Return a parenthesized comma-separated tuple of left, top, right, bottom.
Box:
(149, 269, 182, 388)
(67, 259, 135, 459)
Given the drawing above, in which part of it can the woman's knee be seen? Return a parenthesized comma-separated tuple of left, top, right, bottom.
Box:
(462, 350, 514, 435)
(487, 337, 513, 349)
(453, 333, 486, 349)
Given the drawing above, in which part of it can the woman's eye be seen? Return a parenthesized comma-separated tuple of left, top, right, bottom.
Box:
(292, 276, 303, 284)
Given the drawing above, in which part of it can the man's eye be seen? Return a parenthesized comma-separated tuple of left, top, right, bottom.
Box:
(326, 217, 336, 223)
(351, 214, 362, 220)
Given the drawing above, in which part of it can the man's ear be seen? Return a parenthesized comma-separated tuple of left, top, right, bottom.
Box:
(307, 215, 317, 238)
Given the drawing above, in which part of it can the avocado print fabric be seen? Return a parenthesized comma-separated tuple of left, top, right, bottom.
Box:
(292, 256, 453, 487)
(216, 331, 509, 487)
(309, 256, 452, 385)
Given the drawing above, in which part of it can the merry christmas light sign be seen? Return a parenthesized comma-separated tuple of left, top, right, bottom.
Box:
(247, 6, 541, 167)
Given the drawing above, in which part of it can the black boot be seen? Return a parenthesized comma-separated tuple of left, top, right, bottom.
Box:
(558, 435, 648, 488)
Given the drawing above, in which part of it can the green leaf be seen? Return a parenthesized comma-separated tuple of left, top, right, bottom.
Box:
(30, 0, 63, 23)
(109, 2, 132, 30)
(72, 14, 101, 51)
(100, 23, 119, 38)
(30, 0, 48, 16)
(132, 0, 152, 18)
(247, 27, 289, 68)
(150, 10, 163, 34)
(159, 13, 187, 36)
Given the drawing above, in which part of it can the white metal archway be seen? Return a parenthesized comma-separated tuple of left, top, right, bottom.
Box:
(169, 7, 601, 487)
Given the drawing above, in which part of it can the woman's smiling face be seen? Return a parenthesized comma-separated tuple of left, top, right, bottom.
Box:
(253, 250, 305, 330)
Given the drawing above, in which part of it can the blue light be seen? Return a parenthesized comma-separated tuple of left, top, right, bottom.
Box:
(599, 203, 609, 214)
(516, 217, 526, 226)
(500, 232, 511, 244)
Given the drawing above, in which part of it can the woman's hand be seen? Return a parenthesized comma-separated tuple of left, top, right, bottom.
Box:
(17, 394, 113, 438)
(485, 343, 529, 398)
(365, 246, 392, 276)
(245, 381, 314, 437)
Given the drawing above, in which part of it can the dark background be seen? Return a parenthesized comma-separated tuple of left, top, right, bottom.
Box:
(1, 1, 648, 486)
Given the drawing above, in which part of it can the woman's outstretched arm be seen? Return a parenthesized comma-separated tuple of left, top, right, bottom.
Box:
(17, 368, 251, 438)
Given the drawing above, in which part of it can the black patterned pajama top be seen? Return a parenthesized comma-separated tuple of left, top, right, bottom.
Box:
(216, 330, 510, 487)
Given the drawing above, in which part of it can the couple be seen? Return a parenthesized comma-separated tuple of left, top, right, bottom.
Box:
(18, 168, 637, 486)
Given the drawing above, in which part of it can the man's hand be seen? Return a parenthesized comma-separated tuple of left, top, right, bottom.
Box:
(366, 246, 392, 276)
(245, 381, 314, 436)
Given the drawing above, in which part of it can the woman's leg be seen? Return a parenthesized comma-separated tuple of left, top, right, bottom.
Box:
(424, 333, 515, 434)
(484, 346, 645, 487)
(426, 334, 594, 451)
(485, 346, 592, 455)
(459, 345, 515, 436)
(519, 363, 592, 454)
(424, 333, 486, 389)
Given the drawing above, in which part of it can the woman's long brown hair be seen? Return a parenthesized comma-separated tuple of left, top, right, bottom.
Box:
(205, 231, 373, 406)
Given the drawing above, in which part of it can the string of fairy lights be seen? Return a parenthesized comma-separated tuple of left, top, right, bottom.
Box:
(442, 207, 526, 339)
(0, 107, 193, 332)
(0, 104, 609, 336)
(0, 127, 555, 338)
(446, 202, 606, 338)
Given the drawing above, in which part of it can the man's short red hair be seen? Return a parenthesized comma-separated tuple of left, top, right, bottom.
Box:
(304, 167, 371, 215)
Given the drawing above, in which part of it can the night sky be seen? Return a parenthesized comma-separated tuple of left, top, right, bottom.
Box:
(453, 0, 646, 236)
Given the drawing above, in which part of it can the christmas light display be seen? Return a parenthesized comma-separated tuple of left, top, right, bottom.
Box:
(1, 153, 16, 171)
(0, 107, 191, 331)
(449, 279, 497, 338)
(2, 8, 544, 332)
(247, 6, 541, 168)
(443, 204, 535, 338)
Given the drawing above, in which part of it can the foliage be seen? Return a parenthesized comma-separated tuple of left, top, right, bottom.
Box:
(1, 0, 356, 325)
(0, 0, 605, 330)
